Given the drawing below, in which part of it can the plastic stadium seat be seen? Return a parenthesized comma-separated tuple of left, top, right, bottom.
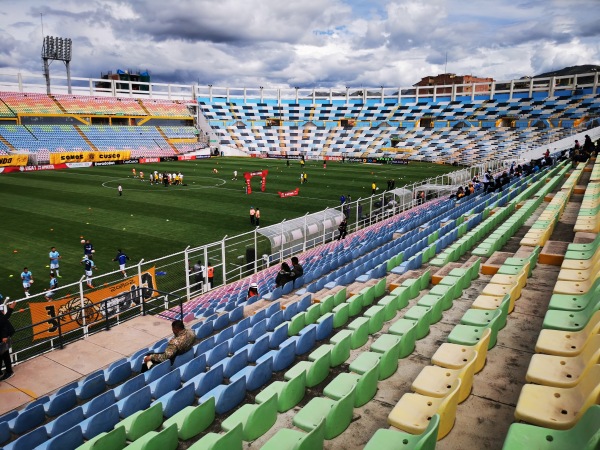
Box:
(44, 405, 84, 437)
(104, 359, 132, 385)
(44, 388, 77, 417)
(75, 373, 106, 401)
(188, 365, 223, 397)
(256, 369, 306, 413)
(534, 310, 600, 356)
(329, 357, 379, 407)
(3, 427, 47, 450)
(7, 404, 45, 435)
(124, 422, 179, 450)
(82, 390, 115, 418)
(364, 414, 440, 450)
(289, 324, 317, 355)
(179, 354, 207, 383)
(432, 328, 491, 374)
(541, 298, 600, 331)
(36, 425, 84, 450)
(188, 422, 243, 450)
(163, 396, 215, 440)
(293, 377, 356, 439)
(144, 360, 171, 385)
(199, 376, 247, 415)
(269, 323, 289, 348)
(260, 418, 326, 450)
(514, 365, 600, 429)
(230, 355, 273, 391)
(194, 336, 216, 357)
(222, 391, 278, 440)
(502, 405, 600, 450)
(369, 335, 401, 379)
(148, 369, 181, 400)
(75, 426, 126, 450)
(447, 308, 504, 350)
(388, 379, 461, 440)
(116, 386, 152, 419)
(315, 313, 334, 340)
(388, 319, 418, 358)
(114, 373, 145, 401)
(80, 404, 121, 440)
(116, 402, 163, 441)
(411, 351, 478, 403)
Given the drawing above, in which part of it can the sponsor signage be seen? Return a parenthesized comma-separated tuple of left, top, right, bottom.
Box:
(65, 162, 94, 168)
(140, 157, 160, 163)
(30, 268, 158, 340)
(0, 154, 28, 166)
(50, 150, 132, 164)
(94, 161, 116, 166)
(177, 154, 197, 161)
(278, 188, 299, 198)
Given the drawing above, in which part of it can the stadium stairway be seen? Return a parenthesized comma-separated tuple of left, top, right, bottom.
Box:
(1, 158, 598, 449)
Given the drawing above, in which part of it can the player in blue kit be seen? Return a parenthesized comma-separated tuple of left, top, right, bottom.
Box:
(49, 246, 62, 278)
(81, 256, 97, 289)
(83, 240, 95, 260)
(45, 273, 58, 300)
(113, 249, 131, 278)
(21, 267, 34, 297)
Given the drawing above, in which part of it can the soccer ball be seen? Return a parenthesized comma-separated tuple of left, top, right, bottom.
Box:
(30, 280, 34, 284)
(81, 239, 85, 244)
(91, 250, 95, 253)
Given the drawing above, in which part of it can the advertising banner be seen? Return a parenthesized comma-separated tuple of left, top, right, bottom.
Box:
(30, 267, 158, 340)
(278, 188, 299, 198)
(50, 151, 131, 164)
(0, 154, 28, 166)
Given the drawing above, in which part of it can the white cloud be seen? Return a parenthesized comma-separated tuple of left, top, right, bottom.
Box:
(0, 0, 597, 88)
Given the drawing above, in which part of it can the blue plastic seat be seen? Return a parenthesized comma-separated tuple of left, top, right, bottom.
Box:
(206, 341, 229, 367)
(8, 404, 45, 435)
(80, 404, 120, 440)
(231, 356, 273, 391)
(248, 318, 267, 342)
(282, 280, 294, 295)
(154, 383, 196, 419)
(246, 334, 271, 362)
(104, 359, 132, 385)
(228, 305, 244, 322)
(116, 386, 152, 419)
(35, 425, 83, 450)
(82, 390, 116, 418)
(250, 309, 266, 326)
(316, 314, 334, 340)
(269, 323, 289, 348)
(233, 316, 251, 334)
(215, 326, 234, 345)
(148, 368, 181, 399)
(75, 372, 106, 401)
(179, 354, 207, 383)
(192, 320, 213, 339)
(282, 302, 298, 321)
(3, 426, 47, 450)
(298, 294, 312, 312)
(213, 313, 230, 331)
(189, 365, 224, 397)
(194, 336, 215, 357)
(128, 348, 150, 373)
(217, 349, 248, 378)
(258, 338, 297, 372)
(199, 376, 247, 415)
(265, 301, 281, 318)
(44, 405, 84, 437)
(144, 360, 171, 384)
(229, 329, 250, 354)
(267, 310, 284, 331)
(44, 388, 77, 417)
(114, 373, 145, 401)
(289, 324, 317, 355)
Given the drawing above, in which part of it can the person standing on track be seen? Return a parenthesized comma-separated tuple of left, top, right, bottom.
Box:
(250, 206, 256, 225)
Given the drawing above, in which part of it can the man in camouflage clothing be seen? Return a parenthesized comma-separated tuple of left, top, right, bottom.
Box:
(142, 320, 195, 372)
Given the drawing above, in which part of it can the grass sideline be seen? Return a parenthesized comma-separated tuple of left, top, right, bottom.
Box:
(0, 157, 457, 302)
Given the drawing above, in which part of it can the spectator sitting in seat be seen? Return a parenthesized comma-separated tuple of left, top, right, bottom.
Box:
(290, 256, 304, 280)
(247, 282, 259, 300)
(141, 320, 195, 372)
(275, 262, 293, 288)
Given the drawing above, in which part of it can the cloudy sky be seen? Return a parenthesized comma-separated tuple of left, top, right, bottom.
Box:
(1, 0, 599, 89)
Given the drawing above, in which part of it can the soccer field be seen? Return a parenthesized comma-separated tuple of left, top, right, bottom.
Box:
(0, 157, 457, 301)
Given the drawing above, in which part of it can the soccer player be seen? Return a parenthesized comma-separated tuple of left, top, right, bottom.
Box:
(118, 185, 123, 196)
(49, 246, 62, 278)
(81, 256, 97, 289)
(132, 168, 136, 178)
(21, 267, 34, 297)
(232, 170, 238, 180)
(83, 240, 95, 260)
(45, 273, 58, 301)
(113, 249, 131, 278)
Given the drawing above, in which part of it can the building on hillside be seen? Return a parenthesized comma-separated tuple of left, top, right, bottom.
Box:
(414, 73, 494, 94)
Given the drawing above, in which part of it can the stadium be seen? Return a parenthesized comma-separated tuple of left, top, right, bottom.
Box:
(1, 29, 600, 450)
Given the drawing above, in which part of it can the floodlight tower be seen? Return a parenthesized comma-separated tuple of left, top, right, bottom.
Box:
(42, 36, 73, 94)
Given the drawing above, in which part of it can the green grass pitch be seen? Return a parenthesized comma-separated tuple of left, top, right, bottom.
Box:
(0, 157, 457, 301)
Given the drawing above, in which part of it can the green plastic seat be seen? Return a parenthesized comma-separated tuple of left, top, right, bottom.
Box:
(502, 404, 600, 450)
(189, 422, 243, 450)
(325, 362, 379, 407)
(548, 284, 600, 311)
(332, 303, 350, 328)
(416, 294, 445, 323)
(288, 312, 307, 336)
(565, 233, 600, 260)
(388, 319, 418, 358)
(293, 378, 356, 439)
(163, 396, 215, 440)
(370, 335, 401, 379)
(221, 391, 277, 440)
(439, 275, 464, 296)
(117, 401, 163, 442)
(318, 295, 335, 314)
(373, 278, 387, 297)
(260, 418, 325, 450)
(333, 287, 347, 306)
(542, 298, 600, 331)
(378, 295, 400, 321)
(348, 317, 370, 349)
(389, 286, 411, 309)
(364, 414, 440, 450)
(359, 286, 375, 306)
(346, 294, 364, 316)
(330, 330, 352, 366)
(77, 425, 127, 450)
(365, 305, 386, 334)
(462, 295, 510, 329)
(447, 308, 503, 350)
(401, 278, 421, 299)
(305, 346, 332, 387)
(403, 305, 432, 339)
(257, 369, 306, 412)
(125, 423, 179, 450)
(304, 303, 322, 325)
(429, 283, 460, 302)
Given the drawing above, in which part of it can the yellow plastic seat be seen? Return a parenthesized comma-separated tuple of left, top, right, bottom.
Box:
(558, 252, 600, 280)
(525, 334, 600, 388)
(411, 351, 477, 403)
(553, 273, 600, 295)
(431, 328, 491, 374)
(514, 365, 600, 429)
(535, 310, 600, 356)
(388, 379, 461, 440)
